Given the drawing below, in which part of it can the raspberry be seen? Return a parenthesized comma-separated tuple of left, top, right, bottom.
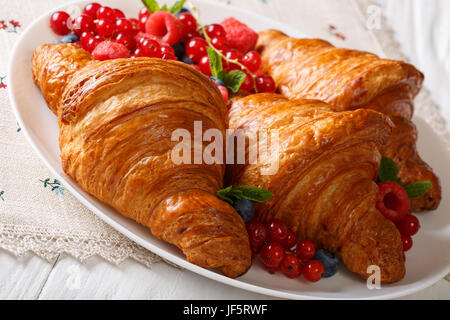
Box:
(221, 17, 258, 54)
(145, 11, 183, 45)
(92, 40, 131, 61)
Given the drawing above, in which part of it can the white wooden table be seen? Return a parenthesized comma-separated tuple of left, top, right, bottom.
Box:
(1, 0, 449, 300)
(0, 250, 448, 299)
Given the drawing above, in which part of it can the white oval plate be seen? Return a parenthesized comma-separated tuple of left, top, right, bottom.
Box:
(8, 0, 450, 300)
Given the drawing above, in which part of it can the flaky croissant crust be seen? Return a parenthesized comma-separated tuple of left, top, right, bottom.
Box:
(228, 94, 405, 283)
(32, 43, 251, 278)
(257, 29, 441, 211)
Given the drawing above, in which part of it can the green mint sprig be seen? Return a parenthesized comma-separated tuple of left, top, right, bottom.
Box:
(142, 0, 186, 14)
(217, 186, 272, 204)
(207, 47, 247, 93)
(378, 156, 432, 199)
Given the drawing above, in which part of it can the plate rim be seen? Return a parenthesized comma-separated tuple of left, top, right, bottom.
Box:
(7, 0, 450, 300)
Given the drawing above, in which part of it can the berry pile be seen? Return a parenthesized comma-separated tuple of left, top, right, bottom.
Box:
(246, 219, 339, 282)
(376, 181, 421, 256)
(48, 1, 277, 103)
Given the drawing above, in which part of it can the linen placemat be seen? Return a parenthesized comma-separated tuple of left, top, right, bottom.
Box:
(0, 0, 448, 279)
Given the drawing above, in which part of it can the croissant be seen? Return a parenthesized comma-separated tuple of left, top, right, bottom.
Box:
(227, 93, 405, 283)
(32, 43, 251, 278)
(256, 30, 441, 211)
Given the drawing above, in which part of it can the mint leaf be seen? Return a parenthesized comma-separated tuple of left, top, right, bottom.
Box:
(206, 47, 223, 80)
(142, 0, 160, 13)
(378, 156, 398, 182)
(224, 70, 247, 93)
(217, 185, 272, 204)
(217, 186, 233, 204)
(404, 181, 432, 199)
(233, 186, 272, 202)
(169, 0, 186, 14)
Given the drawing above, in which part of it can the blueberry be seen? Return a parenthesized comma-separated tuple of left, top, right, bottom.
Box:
(59, 33, 80, 44)
(232, 198, 254, 223)
(176, 7, 191, 15)
(181, 54, 194, 65)
(210, 76, 225, 87)
(313, 249, 339, 278)
(172, 42, 186, 60)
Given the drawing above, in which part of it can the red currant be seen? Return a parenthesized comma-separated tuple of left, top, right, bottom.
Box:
(376, 182, 410, 222)
(140, 39, 161, 58)
(183, 31, 201, 43)
(96, 6, 115, 21)
(114, 32, 135, 51)
(216, 84, 229, 103)
(303, 260, 325, 282)
(113, 9, 125, 20)
(259, 242, 285, 272)
(139, 15, 149, 32)
(50, 11, 71, 36)
(80, 31, 94, 48)
(160, 45, 175, 56)
(281, 253, 302, 278)
(162, 53, 177, 61)
(281, 229, 297, 249)
(83, 3, 101, 19)
(246, 220, 267, 250)
(241, 51, 261, 73)
(129, 18, 140, 35)
(191, 64, 202, 72)
(139, 7, 150, 19)
(211, 37, 227, 52)
(256, 75, 276, 93)
(401, 234, 413, 252)
(115, 19, 133, 34)
(295, 239, 316, 261)
(178, 13, 197, 35)
(225, 49, 242, 71)
(96, 19, 115, 37)
(205, 24, 226, 38)
(199, 55, 212, 76)
(73, 15, 95, 37)
(396, 214, 420, 236)
(132, 47, 144, 57)
(266, 219, 288, 243)
(84, 34, 103, 53)
(239, 71, 255, 92)
(186, 37, 208, 63)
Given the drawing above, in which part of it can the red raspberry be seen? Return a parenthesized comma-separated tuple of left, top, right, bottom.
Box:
(376, 181, 410, 222)
(92, 41, 131, 61)
(145, 11, 183, 45)
(221, 17, 258, 54)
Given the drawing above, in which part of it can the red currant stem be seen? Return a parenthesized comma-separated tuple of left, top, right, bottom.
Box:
(186, 0, 259, 92)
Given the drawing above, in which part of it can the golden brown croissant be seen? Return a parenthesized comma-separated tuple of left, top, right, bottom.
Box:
(257, 29, 441, 211)
(32, 43, 251, 278)
(227, 93, 405, 283)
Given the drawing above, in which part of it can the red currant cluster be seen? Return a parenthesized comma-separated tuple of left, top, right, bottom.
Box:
(49, 3, 276, 101)
(184, 21, 276, 94)
(246, 219, 325, 282)
(376, 181, 421, 257)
